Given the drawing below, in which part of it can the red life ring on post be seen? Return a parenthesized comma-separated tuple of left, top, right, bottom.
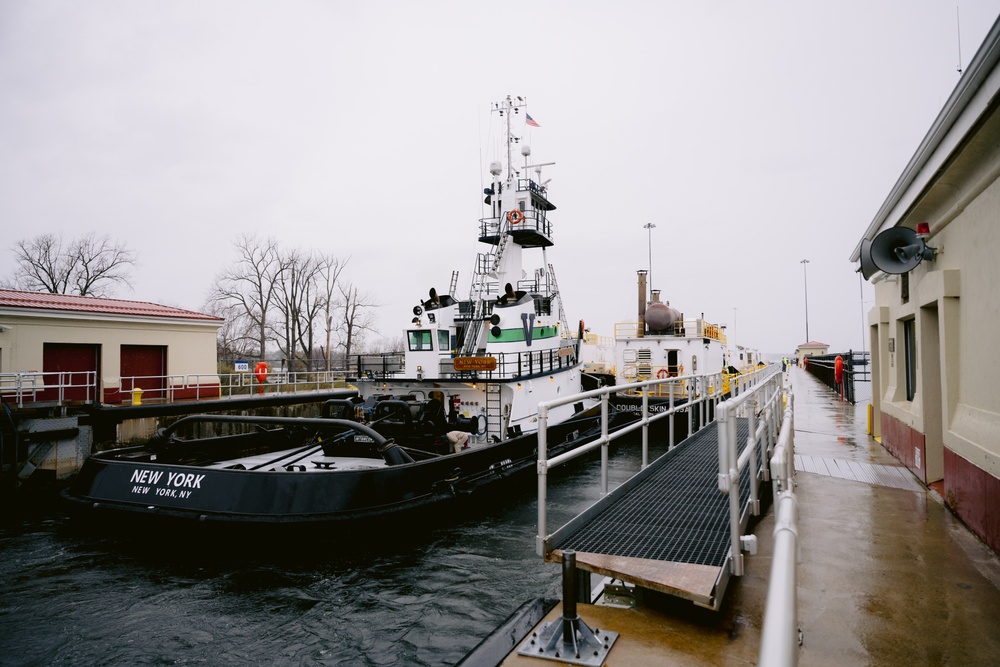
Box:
(656, 368, 668, 379)
(254, 362, 268, 383)
(834, 355, 844, 384)
(507, 210, 524, 224)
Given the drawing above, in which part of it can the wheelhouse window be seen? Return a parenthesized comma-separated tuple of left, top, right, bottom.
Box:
(408, 330, 433, 352)
(437, 330, 451, 352)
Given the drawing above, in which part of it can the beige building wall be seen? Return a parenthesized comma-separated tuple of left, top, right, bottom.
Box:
(0, 312, 220, 396)
(855, 20, 1000, 553)
(870, 174, 1000, 486)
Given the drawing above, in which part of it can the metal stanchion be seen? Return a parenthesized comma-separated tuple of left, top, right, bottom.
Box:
(517, 551, 619, 665)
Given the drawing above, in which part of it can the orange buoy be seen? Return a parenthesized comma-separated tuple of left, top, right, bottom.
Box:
(835, 355, 844, 384)
(254, 361, 268, 394)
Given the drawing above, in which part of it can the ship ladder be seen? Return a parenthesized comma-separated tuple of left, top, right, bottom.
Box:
(489, 221, 513, 275)
(546, 262, 570, 334)
(461, 257, 490, 356)
(485, 382, 504, 442)
(461, 318, 484, 356)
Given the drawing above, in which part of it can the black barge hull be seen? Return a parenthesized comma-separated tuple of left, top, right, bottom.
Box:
(61, 413, 628, 532)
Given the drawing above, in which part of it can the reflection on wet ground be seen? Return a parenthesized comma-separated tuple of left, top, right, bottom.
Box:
(792, 367, 899, 465)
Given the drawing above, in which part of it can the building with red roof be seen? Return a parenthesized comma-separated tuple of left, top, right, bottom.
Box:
(0, 289, 223, 405)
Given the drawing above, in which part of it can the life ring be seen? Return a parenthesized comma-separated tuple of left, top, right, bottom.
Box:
(656, 368, 668, 379)
(254, 361, 268, 383)
(834, 355, 844, 384)
(507, 210, 524, 224)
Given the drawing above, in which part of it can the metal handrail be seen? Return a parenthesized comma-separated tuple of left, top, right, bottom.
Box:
(715, 365, 784, 577)
(534, 371, 725, 556)
(759, 387, 798, 667)
(0, 371, 98, 408)
(2, 369, 353, 409)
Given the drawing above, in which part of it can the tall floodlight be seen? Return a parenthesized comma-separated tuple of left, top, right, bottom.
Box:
(643, 223, 656, 289)
(800, 259, 811, 342)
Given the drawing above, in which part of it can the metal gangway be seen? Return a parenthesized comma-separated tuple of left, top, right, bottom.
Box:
(535, 365, 788, 612)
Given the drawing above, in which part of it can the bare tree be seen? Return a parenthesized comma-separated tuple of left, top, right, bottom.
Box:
(210, 234, 284, 359)
(337, 282, 379, 363)
(4, 232, 137, 296)
(271, 248, 328, 370)
(318, 255, 347, 371)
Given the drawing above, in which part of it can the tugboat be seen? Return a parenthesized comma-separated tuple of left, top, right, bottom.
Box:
(351, 94, 596, 450)
(61, 96, 618, 532)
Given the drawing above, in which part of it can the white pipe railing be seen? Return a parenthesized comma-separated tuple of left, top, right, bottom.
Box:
(1, 369, 354, 408)
(715, 365, 784, 577)
(0, 371, 98, 408)
(121, 372, 350, 397)
(535, 371, 725, 556)
(759, 388, 798, 667)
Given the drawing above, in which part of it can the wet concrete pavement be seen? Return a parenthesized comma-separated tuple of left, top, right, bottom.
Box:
(765, 366, 1000, 665)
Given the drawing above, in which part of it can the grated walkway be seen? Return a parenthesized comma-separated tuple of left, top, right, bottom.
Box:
(546, 417, 757, 608)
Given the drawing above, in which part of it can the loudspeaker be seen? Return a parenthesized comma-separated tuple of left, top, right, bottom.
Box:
(860, 227, 935, 278)
(860, 238, 878, 280)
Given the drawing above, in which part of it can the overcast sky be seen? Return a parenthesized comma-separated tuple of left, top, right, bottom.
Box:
(2, 1, 999, 357)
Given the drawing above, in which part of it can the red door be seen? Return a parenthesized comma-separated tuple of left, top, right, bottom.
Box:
(121, 345, 166, 400)
(42, 343, 100, 403)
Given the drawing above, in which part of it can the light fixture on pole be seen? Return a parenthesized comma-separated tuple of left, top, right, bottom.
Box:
(643, 223, 656, 289)
(800, 259, 810, 342)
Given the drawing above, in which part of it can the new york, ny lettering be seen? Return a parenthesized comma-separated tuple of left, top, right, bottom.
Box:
(129, 468, 205, 498)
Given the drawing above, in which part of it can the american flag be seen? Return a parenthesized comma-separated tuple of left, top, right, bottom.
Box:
(525, 113, 540, 128)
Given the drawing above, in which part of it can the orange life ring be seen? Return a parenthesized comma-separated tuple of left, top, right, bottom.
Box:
(834, 355, 844, 384)
(507, 210, 524, 224)
(656, 368, 668, 379)
(254, 361, 268, 383)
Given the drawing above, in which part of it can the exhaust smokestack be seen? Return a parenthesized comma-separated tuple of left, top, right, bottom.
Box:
(637, 270, 647, 338)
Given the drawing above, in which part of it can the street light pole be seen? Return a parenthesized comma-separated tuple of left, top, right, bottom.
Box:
(800, 259, 810, 342)
(643, 223, 656, 290)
